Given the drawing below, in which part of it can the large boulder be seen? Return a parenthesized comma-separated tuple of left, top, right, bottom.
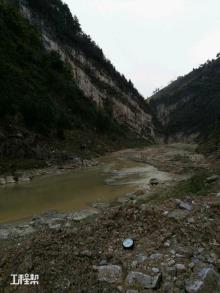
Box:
(185, 268, 220, 293)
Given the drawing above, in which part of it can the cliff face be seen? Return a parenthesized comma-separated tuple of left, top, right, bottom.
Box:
(149, 56, 220, 147)
(10, 0, 155, 140)
(0, 0, 157, 172)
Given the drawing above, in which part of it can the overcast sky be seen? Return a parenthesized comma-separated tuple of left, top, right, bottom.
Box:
(64, 0, 220, 97)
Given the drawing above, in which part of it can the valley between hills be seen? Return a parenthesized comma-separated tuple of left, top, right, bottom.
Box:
(0, 0, 220, 292)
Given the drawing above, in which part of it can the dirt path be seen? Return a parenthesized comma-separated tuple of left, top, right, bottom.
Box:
(0, 144, 220, 293)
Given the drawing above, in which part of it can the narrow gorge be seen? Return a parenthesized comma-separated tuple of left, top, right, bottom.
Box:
(0, 1, 220, 292)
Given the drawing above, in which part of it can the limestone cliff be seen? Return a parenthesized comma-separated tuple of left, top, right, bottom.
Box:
(7, 0, 155, 141)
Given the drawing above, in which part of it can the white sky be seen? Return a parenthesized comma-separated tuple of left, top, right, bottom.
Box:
(64, 0, 220, 97)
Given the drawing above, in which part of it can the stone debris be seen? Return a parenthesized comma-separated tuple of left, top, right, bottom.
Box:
(167, 209, 189, 220)
(0, 228, 10, 239)
(5, 176, 15, 184)
(149, 178, 159, 186)
(0, 141, 219, 293)
(176, 199, 193, 211)
(0, 225, 35, 239)
(0, 192, 219, 292)
(17, 175, 31, 183)
(205, 175, 219, 184)
(67, 208, 99, 221)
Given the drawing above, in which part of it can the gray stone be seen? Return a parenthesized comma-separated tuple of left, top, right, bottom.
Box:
(68, 208, 99, 221)
(117, 196, 131, 204)
(168, 209, 189, 220)
(99, 259, 108, 266)
(175, 253, 185, 258)
(191, 258, 200, 264)
(152, 267, 160, 274)
(163, 281, 174, 293)
(0, 225, 35, 239)
(176, 264, 186, 272)
(97, 265, 122, 284)
(216, 192, 220, 197)
(49, 223, 61, 230)
(198, 247, 204, 254)
(64, 222, 71, 228)
(14, 225, 35, 237)
(164, 240, 171, 247)
(131, 260, 138, 268)
(177, 200, 193, 211)
(91, 202, 110, 210)
(136, 254, 148, 263)
(0, 228, 10, 239)
(188, 262, 195, 269)
(149, 178, 159, 186)
(185, 268, 220, 293)
(0, 177, 6, 185)
(149, 252, 162, 260)
(165, 266, 177, 277)
(17, 176, 31, 183)
(126, 271, 162, 289)
(176, 246, 193, 258)
(188, 217, 195, 224)
(205, 175, 219, 184)
(80, 250, 92, 257)
(139, 203, 147, 211)
(168, 260, 176, 266)
(126, 290, 139, 293)
(5, 176, 15, 184)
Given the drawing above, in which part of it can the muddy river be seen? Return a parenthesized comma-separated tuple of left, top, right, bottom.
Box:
(0, 151, 171, 223)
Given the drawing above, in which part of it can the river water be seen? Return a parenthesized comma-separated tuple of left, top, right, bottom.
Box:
(0, 151, 171, 224)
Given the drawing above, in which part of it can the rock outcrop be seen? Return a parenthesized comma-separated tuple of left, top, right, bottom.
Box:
(149, 56, 220, 147)
(5, 0, 155, 140)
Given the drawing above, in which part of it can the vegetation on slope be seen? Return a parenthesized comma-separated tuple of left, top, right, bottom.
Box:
(0, 2, 146, 171)
(23, 0, 143, 101)
(149, 56, 220, 153)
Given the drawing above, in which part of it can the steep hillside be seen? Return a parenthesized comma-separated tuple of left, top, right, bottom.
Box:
(149, 56, 220, 153)
(0, 1, 155, 172)
(4, 0, 155, 139)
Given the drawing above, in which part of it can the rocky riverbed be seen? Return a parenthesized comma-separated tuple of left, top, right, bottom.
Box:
(0, 144, 220, 292)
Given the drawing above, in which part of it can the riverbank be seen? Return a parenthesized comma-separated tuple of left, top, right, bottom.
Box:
(0, 144, 220, 292)
(0, 157, 99, 187)
(0, 145, 177, 224)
